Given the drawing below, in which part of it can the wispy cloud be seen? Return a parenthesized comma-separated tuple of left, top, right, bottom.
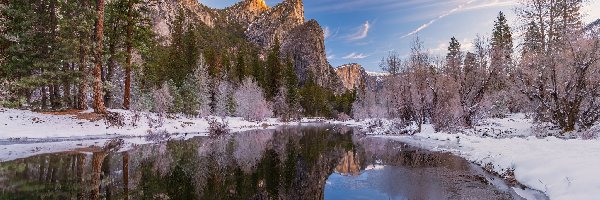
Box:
(346, 21, 371, 40)
(400, 0, 477, 39)
(323, 26, 332, 39)
(343, 52, 368, 59)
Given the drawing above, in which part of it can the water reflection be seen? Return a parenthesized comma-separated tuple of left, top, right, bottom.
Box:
(0, 126, 354, 200)
(325, 137, 514, 200)
(0, 126, 516, 200)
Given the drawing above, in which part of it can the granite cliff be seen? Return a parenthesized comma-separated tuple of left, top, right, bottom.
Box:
(147, 0, 343, 91)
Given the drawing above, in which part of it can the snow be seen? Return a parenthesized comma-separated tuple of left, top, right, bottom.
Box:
(365, 71, 389, 77)
(365, 114, 600, 200)
(0, 108, 285, 140)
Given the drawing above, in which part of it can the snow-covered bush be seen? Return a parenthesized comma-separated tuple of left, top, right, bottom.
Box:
(234, 78, 273, 121)
(207, 117, 229, 138)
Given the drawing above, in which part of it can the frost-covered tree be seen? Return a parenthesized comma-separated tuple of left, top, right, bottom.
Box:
(179, 57, 211, 116)
(214, 80, 235, 117)
(352, 87, 389, 120)
(234, 78, 272, 121)
(152, 81, 174, 115)
(515, 0, 600, 132)
(407, 37, 433, 132)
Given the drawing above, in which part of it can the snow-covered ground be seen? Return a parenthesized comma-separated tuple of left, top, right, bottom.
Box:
(0, 108, 285, 140)
(364, 114, 600, 200)
(0, 108, 293, 162)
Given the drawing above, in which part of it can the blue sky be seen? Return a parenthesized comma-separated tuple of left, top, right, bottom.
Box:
(200, 0, 600, 72)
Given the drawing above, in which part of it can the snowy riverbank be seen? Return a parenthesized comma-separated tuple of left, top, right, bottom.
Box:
(366, 114, 600, 200)
(0, 108, 287, 140)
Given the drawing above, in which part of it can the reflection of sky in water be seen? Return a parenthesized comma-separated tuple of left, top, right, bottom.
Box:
(325, 166, 406, 200)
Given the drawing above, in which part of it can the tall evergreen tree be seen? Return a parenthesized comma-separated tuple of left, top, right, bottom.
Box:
(489, 11, 513, 90)
(93, 0, 107, 114)
(265, 39, 282, 99)
(445, 36, 462, 80)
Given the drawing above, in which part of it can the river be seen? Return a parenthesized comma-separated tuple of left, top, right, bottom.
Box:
(0, 125, 543, 199)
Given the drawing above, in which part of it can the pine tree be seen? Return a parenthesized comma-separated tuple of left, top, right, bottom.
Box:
(251, 54, 265, 88)
(489, 11, 513, 91)
(491, 12, 513, 55)
(265, 39, 282, 99)
(445, 36, 462, 80)
(234, 52, 247, 83)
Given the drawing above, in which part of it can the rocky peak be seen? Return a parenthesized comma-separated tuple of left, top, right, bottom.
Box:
(245, 0, 305, 48)
(148, 0, 217, 40)
(224, 0, 269, 27)
(335, 63, 367, 91)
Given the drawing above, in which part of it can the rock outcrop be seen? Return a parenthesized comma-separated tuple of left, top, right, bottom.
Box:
(335, 63, 368, 91)
(282, 20, 341, 88)
(224, 0, 269, 29)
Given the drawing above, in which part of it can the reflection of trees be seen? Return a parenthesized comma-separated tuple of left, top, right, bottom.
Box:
(0, 125, 356, 199)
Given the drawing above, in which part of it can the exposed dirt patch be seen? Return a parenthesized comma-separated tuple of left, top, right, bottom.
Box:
(40, 109, 104, 122)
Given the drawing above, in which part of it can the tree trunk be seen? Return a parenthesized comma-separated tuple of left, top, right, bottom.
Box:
(93, 0, 107, 114)
(123, 0, 133, 110)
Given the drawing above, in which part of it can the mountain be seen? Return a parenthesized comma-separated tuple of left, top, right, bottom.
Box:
(147, 0, 343, 91)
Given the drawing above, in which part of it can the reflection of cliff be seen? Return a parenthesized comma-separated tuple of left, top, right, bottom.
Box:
(335, 151, 361, 176)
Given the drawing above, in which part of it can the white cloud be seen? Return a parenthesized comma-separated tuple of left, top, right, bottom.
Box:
(323, 26, 332, 39)
(343, 52, 368, 59)
(400, 0, 477, 39)
(347, 21, 371, 40)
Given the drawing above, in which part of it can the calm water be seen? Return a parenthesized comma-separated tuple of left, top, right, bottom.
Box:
(0, 125, 523, 200)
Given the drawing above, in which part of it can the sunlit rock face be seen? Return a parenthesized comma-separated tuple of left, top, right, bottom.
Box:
(335, 63, 368, 91)
(224, 0, 269, 29)
(335, 150, 361, 176)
